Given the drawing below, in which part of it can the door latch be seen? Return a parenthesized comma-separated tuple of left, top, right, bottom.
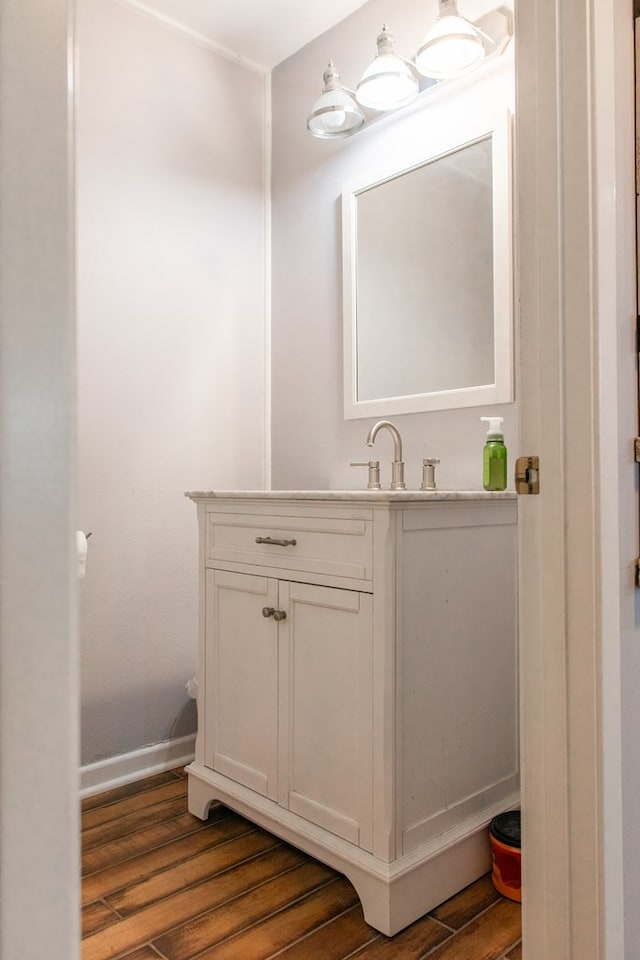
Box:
(515, 455, 540, 495)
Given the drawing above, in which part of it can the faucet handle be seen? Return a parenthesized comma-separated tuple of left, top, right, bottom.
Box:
(421, 457, 440, 490)
(350, 460, 381, 490)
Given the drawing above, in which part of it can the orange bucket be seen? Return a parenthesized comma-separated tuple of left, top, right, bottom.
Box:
(489, 810, 521, 902)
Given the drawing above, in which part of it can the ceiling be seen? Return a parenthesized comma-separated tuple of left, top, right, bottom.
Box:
(131, 0, 370, 70)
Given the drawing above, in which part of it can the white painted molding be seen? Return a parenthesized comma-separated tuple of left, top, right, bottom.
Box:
(0, 1, 79, 956)
(80, 734, 196, 798)
(515, 0, 634, 956)
(263, 69, 272, 490)
(112, 0, 268, 74)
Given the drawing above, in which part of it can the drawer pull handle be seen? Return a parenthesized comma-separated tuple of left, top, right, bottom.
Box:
(255, 536, 297, 547)
(262, 606, 287, 622)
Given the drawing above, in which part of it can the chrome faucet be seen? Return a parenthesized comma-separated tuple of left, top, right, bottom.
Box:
(366, 420, 406, 490)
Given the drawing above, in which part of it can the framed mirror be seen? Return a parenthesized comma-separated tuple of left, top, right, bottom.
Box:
(342, 110, 513, 419)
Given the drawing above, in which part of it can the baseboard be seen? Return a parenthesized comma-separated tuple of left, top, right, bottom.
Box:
(80, 734, 196, 798)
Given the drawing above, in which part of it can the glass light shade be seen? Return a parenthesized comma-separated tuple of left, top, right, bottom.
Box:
(415, 8, 485, 79)
(307, 62, 364, 139)
(356, 26, 419, 112)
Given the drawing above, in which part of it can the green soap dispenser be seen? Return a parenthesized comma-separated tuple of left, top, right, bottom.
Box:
(481, 417, 507, 491)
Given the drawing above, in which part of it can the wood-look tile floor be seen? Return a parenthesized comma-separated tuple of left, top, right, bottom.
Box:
(81, 768, 521, 960)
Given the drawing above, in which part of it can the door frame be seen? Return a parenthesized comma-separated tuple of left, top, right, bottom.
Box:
(0, 0, 80, 957)
(516, 0, 634, 956)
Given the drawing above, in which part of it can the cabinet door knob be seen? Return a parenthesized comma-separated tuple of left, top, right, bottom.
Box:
(262, 606, 286, 621)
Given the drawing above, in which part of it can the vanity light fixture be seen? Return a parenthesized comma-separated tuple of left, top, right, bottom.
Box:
(355, 25, 419, 112)
(306, 4, 512, 140)
(415, 0, 488, 80)
(306, 61, 365, 138)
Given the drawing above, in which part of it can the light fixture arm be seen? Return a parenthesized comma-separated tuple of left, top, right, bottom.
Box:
(460, 19, 500, 50)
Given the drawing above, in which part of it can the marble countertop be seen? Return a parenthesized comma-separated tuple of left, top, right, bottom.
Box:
(185, 489, 517, 502)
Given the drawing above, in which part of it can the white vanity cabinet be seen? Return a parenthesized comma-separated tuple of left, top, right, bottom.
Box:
(186, 492, 518, 936)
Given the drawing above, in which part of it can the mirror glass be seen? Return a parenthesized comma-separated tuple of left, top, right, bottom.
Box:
(342, 111, 513, 418)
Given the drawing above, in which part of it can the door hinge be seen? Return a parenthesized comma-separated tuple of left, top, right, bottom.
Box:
(636, 559, 640, 589)
(515, 455, 540, 495)
(635, 438, 640, 462)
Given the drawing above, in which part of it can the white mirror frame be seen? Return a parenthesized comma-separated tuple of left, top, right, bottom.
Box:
(342, 109, 514, 419)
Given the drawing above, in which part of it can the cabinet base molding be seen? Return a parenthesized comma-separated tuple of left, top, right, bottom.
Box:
(187, 762, 519, 936)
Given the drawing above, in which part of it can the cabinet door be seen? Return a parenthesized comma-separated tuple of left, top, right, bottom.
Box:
(205, 569, 278, 800)
(278, 582, 374, 851)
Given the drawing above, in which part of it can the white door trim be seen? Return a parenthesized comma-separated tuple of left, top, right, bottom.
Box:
(516, 0, 633, 956)
(0, 0, 80, 957)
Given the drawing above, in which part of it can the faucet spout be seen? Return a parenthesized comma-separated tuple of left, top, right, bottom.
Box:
(366, 419, 403, 461)
(366, 420, 405, 490)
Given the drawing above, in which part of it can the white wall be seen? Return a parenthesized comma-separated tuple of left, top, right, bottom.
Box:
(271, 0, 515, 492)
(76, 0, 267, 764)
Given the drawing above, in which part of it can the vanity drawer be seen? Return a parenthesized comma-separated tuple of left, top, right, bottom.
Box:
(205, 511, 373, 581)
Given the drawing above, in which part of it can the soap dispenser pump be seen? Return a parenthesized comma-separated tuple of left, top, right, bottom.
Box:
(481, 417, 507, 491)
